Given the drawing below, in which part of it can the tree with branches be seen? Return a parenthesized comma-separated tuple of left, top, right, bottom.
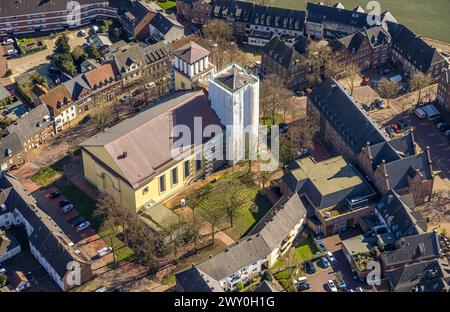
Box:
(377, 78, 399, 108)
(409, 72, 433, 104)
(260, 74, 293, 125)
(221, 180, 245, 227)
(305, 41, 339, 85)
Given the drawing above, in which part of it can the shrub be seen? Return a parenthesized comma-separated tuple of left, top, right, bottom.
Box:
(235, 282, 244, 291)
(0, 274, 7, 287)
(262, 270, 273, 281)
(5, 69, 12, 76)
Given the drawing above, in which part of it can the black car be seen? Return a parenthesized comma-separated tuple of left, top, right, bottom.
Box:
(71, 217, 86, 227)
(362, 103, 373, 111)
(433, 118, 443, 125)
(49, 191, 62, 199)
(373, 99, 385, 109)
(79, 115, 91, 125)
(385, 126, 395, 137)
(58, 200, 70, 207)
(295, 90, 306, 97)
(297, 281, 311, 291)
(397, 120, 408, 132)
(279, 123, 289, 134)
(305, 260, 316, 274)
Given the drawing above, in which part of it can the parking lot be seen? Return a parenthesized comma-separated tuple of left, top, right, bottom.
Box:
(304, 230, 370, 292)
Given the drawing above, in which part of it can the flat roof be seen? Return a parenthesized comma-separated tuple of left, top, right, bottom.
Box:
(292, 156, 364, 196)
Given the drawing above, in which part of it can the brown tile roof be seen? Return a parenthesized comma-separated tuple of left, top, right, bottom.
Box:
(174, 41, 210, 64)
(171, 33, 202, 50)
(39, 85, 75, 116)
(83, 63, 116, 89)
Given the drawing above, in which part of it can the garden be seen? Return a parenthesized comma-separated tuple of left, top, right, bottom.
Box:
(16, 37, 47, 55)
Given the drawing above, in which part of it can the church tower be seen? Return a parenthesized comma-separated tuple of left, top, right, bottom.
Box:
(208, 64, 260, 165)
(172, 41, 215, 91)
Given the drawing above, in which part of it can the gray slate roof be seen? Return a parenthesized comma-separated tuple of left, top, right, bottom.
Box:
(386, 21, 446, 72)
(383, 232, 440, 267)
(262, 36, 307, 69)
(6, 105, 52, 145)
(175, 265, 224, 292)
(112, 44, 146, 73)
(386, 259, 449, 292)
(0, 83, 11, 102)
(0, 133, 22, 165)
(377, 190, 426, 240)
(212, 64, 258, 93)
(308, 77, 386, 154)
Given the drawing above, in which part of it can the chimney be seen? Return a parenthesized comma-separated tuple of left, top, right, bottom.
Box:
(388, 194, 393, 204)
(122, 151, 127, 158)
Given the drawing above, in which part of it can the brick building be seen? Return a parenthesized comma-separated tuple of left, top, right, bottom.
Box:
(437, 68, 450, 116)
(307, 78, 434, 206)
(0, 0, 117, 37)
(177, 0, 212, 25)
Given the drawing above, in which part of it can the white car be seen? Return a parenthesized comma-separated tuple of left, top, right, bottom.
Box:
(6, 49, 18, 56)
(327, 280, 338, 292)
(326, 251, 337, 263)
(97, 247, 113, 258)
(95, 286, 108, 292)
(120, 94, 131, 102)
(2, 38, 14, 45)
(0, 268, 6, 275)
(76, 221, 90, 232)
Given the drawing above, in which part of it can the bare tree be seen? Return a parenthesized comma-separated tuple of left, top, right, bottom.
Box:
(279, 117, 318, 166)
(260, 74, 293, 125)
(221, 180, 244, 227)
(259, 171, 271, 192)
(418, 190, 450, 226)
(202, 205, 224, 245)
(341, 62, 361, 96)
(409, 72, 433, 104)
(148, 67, 169, 97)
(377, 78, 399, 108)
(305, 41, 339, 85)
(202, 20, 234, 70)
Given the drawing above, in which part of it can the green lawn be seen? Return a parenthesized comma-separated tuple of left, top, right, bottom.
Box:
(31, 167, 61, 187)
(197, 170, 272, 240)
(157, 0, 177, 12)
(260, 115, 284, 126)
(98, 227, 135, 262)
(248, 0, 450, 43)
(292, 236, 319, 263)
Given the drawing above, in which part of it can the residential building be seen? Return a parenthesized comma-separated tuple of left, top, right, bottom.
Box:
(247, 5, 305, 47)
(80, 90, 225, 211)
(330, 31, 372, 70)
(39, 85, 78, 132)
(176, 193, 307, 292)
(0, 174, 93, 291)
(88, 33, 113, 50)
(0, 229, 21, 263)
(305, 2, 396, 40)
(0, 133, 24, 171)
(281, 156, 377, 236)
(437, 68, 450, 115)
(177, 0, 212, 25)
(380, 232, 441, 272)
(119, 0, 157, 41)
(112, 43, 147, 87)
(149, 12, 185, 43)
(364, 26, 392, 68)
(6, 105, 54, 154)
(64, 63, 120, 112)
(385, 21, 448, 80)
(172, 41, 215, 91)
(210, 0, 255, 41)
(81, 59, 102, 73)
(260, 36, 310, 89)
(0, 0, 117, 36)
(307, 78, 434, 205)
(208, 64, 259, 165)
(384, 259, 449, 292)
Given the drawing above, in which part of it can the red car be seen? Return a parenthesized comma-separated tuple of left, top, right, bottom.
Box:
(390, 123, 401, 133)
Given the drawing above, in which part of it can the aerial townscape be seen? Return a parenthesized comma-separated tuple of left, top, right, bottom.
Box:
(0, 0, 450, 295)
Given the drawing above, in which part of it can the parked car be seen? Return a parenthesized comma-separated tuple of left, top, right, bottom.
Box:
(58, 200, 71, 207)
(321, 257, 330, 268)
(2, 38, 14, 45)
(62, 203, 74, 214)
(49, 191, 61, 199)
(385, 126, 395, 138)
(326, 251, 336, 263)
(327, 280, 338, 292)
(294, 90, 305, 96)
(95, 286, 108, 292)
(97, 247, 113, 258)
(373, 99, 385, 109)
(0, 268, 6, 275)
(297, 277, 311, 291)
(316, 239, 326, 251)
(79, 115, 91, 125)
(6, 49, 18, 56)
(336, 278, 347, 290)
(413, 108, 426, 119)
(78, 30, 86, 37)
(397, 120, 408, 132)
(305, 260, 316, 274)
(362, 103, 373, 111)
(71, 217, 86, 227)
(120, 94, 131, 102)
(77, 221, 91, 232)
(297, 148, 309, 158)
(436, 122, 447, 131)
(390, 123, 401, 133)
(278, 123, 289, 134)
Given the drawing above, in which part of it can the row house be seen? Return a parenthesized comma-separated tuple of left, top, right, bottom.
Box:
(260, 36, 310, 90)
(210, 0, 254, 40)
(119, 0, 156, 41)
(385, 21, 448, 80)
(39, 85, 78, 132)
(305, 2, 397, 41)
(330, 31, 373, 70)
(307, 78, 434, 206)
(0, 174, 93, 291)
(176, 0, 212, 25)
(64, 63, 120, 112)
(437, 69, 450, 116)
(112, 44, 148, 87)
(0, 0, 117, 37)
(176, 194, 307, 292)
(0, 133, 24, 171)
